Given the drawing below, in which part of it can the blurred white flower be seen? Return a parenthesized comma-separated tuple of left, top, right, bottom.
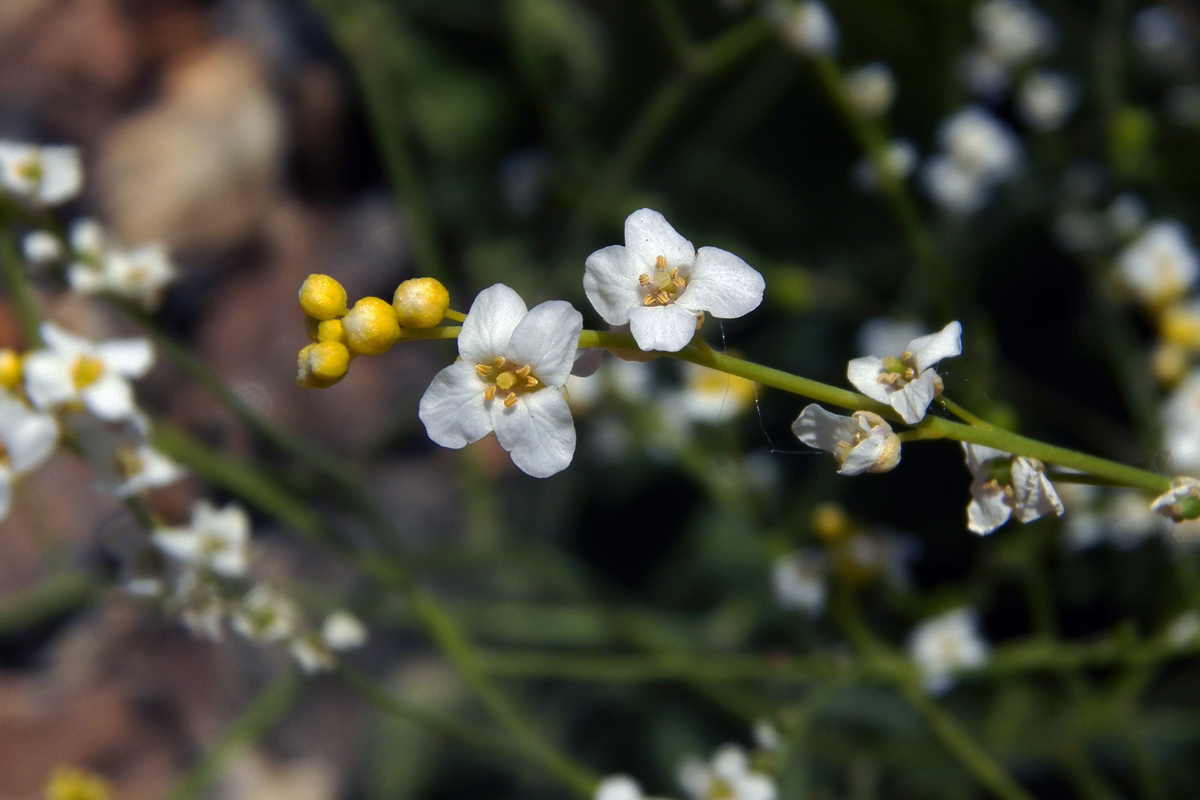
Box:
(962, 444, 1063, 534)
(972, 0, 1055, 67)
(321, 610, 368, 651)
(418, 283, 582, 478)
(70, 242, 177, 309)
(1165, 372, 1200, 474)
(22, 231, 62, 264)
(793, 405, 901, 475)
(1132, 6, 1195, 75)
(0, 141, 82, 206)
(770, 1, 838, 56)
(584, 209, 764, 353)
(852, 139, 918, 192)
(1116, 220, 1199, 306)
(772, 549, 827, 615)
(172, 569, 227, 641)
(679, 744, 776, 800)
(908, 608, 990, 694)
(70, 414, 185, 497)
(857, 318, 928, 359)
(844, 62, 896, 118)
(23, 322, 154, 422)
(677, 363, 757, 423)
(595, 775, 647, 800)
(847, 321, 961, 424)
(1108, 193, 1148, 239)
(922, 108, 1021, 213)
(1167, 612, 1200, 647)
(232, 585, 300, 643)
(153, 500, 251, 579)
(1017, 70, 1078, 132)
(754, 720, 783, 752)
(0, 392, 59, 520)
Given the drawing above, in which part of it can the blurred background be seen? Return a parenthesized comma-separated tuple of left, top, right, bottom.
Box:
(3, 0, 1200, 798)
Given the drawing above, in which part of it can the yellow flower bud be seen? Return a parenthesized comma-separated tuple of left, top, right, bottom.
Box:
(298, 274, 348, 320)
(297, 342, 351, 388)
(393, 277, 450, 328)
(343, 297, 401, 355)
(812, 502, 850, 542)
(0, 349, 23, 391)
(1160, 303, 1200, 351)
(317, 319, 348, 345)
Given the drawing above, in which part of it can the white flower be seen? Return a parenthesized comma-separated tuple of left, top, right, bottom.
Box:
(1167, 612, 1200, 648)
(679, 744, 776, 800)
(69, 414, 184, 497)
(584, 209, 764, 353)
(753, 720, 783, 752)
(322, 610, 368, 651)
(69, 242, 176, 309)
(23, 322, 153, 422)
(972, 0, 1055, 68)
(846, 321, 961, 424)
(1116, 220, 1199, 306)
(22, 231, 62, 263)
(1017, 70, 1078, 132)
(0, 392, 59, 520)
(939, 106, 1022, 181)
(772, 550, 827, 615)
(852, 139, 918, 192)
(153, 500, 251, 579)
(922, 156, 991, 214)
(419, 284, 582, 478)
(596, 775, 646, 800)
(1164, 371, 1200, 474)
(232, 585, 299, 643)
(770, 1, 838, 56)
(172, 569, 227, 641)
(70, 218, 106, 260)
(844, 62, 896, 118)
(1132, 6, 1194, 75)
(909, 608, 989, 693)
(0, 141, 83, 206)
(792, 405, 901, 475)
(962, 444, 1063, 534)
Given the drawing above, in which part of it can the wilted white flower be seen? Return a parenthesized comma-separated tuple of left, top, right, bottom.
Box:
(962, 443, 1063, 534)
(771, 1, 838, 56)
(153, 500, 251, 579)
(22, 231, 62, 264)
(1017, 70, 1078, 132)
(1132, 6, 1195, 75)
(1151, 477, 1200, 522)
(679, 744, 776, 800)
(972, 0, 1055, 67)
(0, 141, 82, 206)
(232, 585, 300, 643)
(846, 321, 961, 424)
(23, 322, 153, 422)
(322, 610, 368, 651)
(852, 139, 918, 192)
(0, 392, 59, 520)
(419, 284, 582, 478)
(844, 62, 896, 117)
(772, 549, 827, 615)
(908, 608, 990, 694)
(1116, 220, 1199, 306)
(922, 107, 1021, 213)
(792, 405, 901, 475)
(585, 209, 764, 353)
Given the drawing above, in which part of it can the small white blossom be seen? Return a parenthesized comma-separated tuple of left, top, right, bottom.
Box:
(844, 62, 896, 118)
(153, 500, 251, 579)
(1164, 372, 1200, 474)
(69, 241, 176, 309)
(172, 569, 227, 641)
(22, 231, 62, 264)
(322, 610, 368, 651)
(232, 585, 300, 643)
(922, 107, 1021, 213)
(585, 209, 764, 353)
(596, 775, 647, 800)
(1132, 6, 1194, 75)
(679, 744, 776, 800)
(1167, 612, 1200, 648)
(70, 414, 185, 497)
(962, 443, 1063, 534)
(770, 1, 838, 56)
(23, 322, 153, 422)
(908, 608, 990, 694)
(1116, 220, 1199, 306)
(846, 321, 961, 424)
(772, 549, 827, 615)
(852, 139, 918, 192)
(972, 0, 1055, 68)
(0, 141, 82, 206)
(0, 392, 59, 520)
(792, 405, 901, 475)
(1017, 70, 1078, 132)
(419, 283, 582, 478)
(753, 720, 783, 752)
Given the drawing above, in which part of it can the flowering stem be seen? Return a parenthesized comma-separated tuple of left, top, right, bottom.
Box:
(938, 396, 992, 429)
(0, 221, 44, 347)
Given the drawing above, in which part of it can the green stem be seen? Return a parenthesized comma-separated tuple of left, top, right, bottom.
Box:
(0, 570, 103, 634)
(167, 671, 305, 800)
(0, 222, 43, 346)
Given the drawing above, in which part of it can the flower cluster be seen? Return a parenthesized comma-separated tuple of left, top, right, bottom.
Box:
(594, 730, 780, 800)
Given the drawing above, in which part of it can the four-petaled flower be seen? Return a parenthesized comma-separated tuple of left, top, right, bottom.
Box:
(962, 443, 1064, 534)
(908, 607, 990, 694)
(584, 209, 765, 353)
(0, 140, 82, 206)
(24, 322, 154, 422)
(847, 321, 962, 424)
(793, 404, 901, 475)
(679, 743, 777, 800)
(153, 500, 251, 579)
(419, 283, 583, 478)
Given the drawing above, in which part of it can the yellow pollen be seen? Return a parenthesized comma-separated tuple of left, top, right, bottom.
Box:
(668, 268, 678, 280)
(514, 365, 531, 378)
(526, 376, 539, 387)
(496, 371, 517, 390)
(643, 295, 656, 306)
(476, 363, 493, 377)
(504, 392, 518, 407)
(673, 276, 686, 287)
(493, 356, 505, 368)
(655, 255, 667, 271)
(481, 359, 542, 403)
(639, 274, 651, 286)
(71, 356, 104, 389)
(484, 385, 497, 401)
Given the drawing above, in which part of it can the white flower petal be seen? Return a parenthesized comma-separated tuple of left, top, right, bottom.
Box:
(67, 264, 105, 294)
(628, 304, 698, 352)
(97, 337, 154, 378)
(968, 490, 1012, 534)
(22, 350, 77, 409)
(907, 321, 962, 372)
(418, 360, 492, 449)
(322, 611, 368, 651)
(39, 322, 90, 356)
(962, 442, 1009, 475)
(0, 395, 58, 473)
(35, 146, 83, 205)
(1011, 457, 1064, 522)
(841, 434, 888, 475)
(890, 370, 939, 424)
(595, 775, 644, 800)
(623, 208, 695, 273)
(458, 284, 528, 365)
(583, 245, 641, 325)
(81, 374, 137, 421)
(491, 389, 575, 478)
(153, 529, 201, 564)
(678, 246, 765, 319)
(737, 774, 778, 800)
(711, 745, 749, 781)
(846, 356, 892, 404)
(792, 404, 860, 453)
(505, 300, 583, 387)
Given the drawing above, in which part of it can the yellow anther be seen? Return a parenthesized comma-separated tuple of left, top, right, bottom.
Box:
(812, 502, 851, 542)
(656, 291, 670, 305)
(484, 385, 497, 401)
(296, 342, 350, 388)
(71, 356, 104, 390)
(526, 375, 539, 387)
(643, 295, 656, 306)
(1161, 303, 1200, 351)
(44, 766, 110, 800)
(496, 371, 517, 390)
(493, 356, 506, 368)
(673, 276, 686, 287)
(514, 365, 531, 378)
(298, 274, 349, 320)
(317, 319, 347, 345)
(668, 268, 679, 280)
(392, 277, 450, 328)
(504, 392, 518, 407)
(343, 297, 401, 355)
(0, 349, 22, 391)
(476, 363, 494, 377)
(639, 274, 651, 286)
(655, 255, 667, 271)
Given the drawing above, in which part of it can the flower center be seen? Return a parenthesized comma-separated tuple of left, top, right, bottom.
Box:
(476, 356, 542, 407)
(113, 446, 144, 479)
(878, 351, 918, 388)
(638, 254, 688, 307)
(71, 355, 105, 389)
(15, 155, 42, 185)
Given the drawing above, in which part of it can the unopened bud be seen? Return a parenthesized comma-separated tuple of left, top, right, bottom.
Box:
(317, 319, 348, 345)
(297, 342, 351, 388)
(298, 274, 348, 320)
(0, 349, 22, 391)
(343, 297, 401, 355)
(393, 277, 450, 328)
